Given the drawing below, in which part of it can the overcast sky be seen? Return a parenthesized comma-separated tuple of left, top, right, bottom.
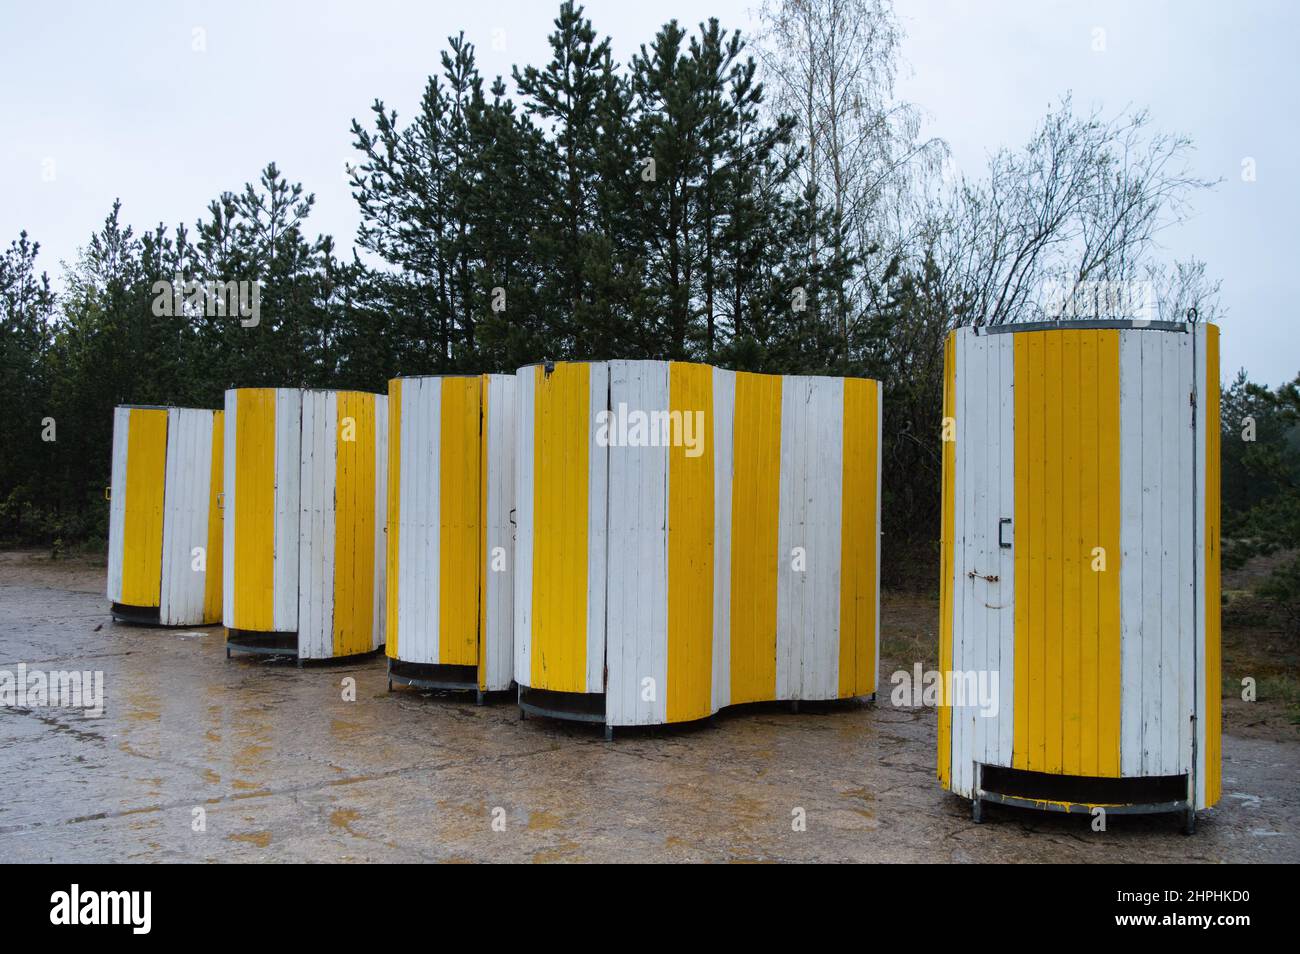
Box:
(2, 0, 1295, 384)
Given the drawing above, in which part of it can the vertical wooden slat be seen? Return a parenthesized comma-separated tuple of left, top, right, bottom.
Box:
(939, 332, 957, 788)
(1204, 325, 1222, 804)
(667, 362, 715, 722)
(730, 371, 782, 704)
(438, 377, 482, 666)
(839, 377, 878, 697)
(530, 363, 590, 692)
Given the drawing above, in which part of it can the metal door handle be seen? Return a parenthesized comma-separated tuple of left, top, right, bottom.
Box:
(998, 517, 1012, 549)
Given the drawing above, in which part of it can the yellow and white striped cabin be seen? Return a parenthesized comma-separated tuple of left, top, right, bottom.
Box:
(515, 360, 882, 735)
(938, 320, 1221, 829)
(223, 388, 388, 662)
(107, 405, 224, 626)
(385, 374, 517, 701)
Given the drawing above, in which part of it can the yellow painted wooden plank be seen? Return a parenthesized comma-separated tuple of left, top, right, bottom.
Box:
(1044, 330, 1064, 774)
(1061, 331, 1082, 773)
(202, 411, 225, 623)
(1205, 324, 1222, 805)
(729, 371, 782, 704)
(1032, 333, 1047, 768)
(1078, 338, 1100, 776)
(1015, 333, 1050, 770)
(1096, 330, 1122, 777)
(233, 389, 277, 631)
(839, 378, 877, 697)
(120, 408, 168, 606)
(333, 392, 377, 657)
(530, 364, 590, 692)
(478, 376, 490, 690)
(667, 362, 715, 723)
(386, 379, 402, 659)
(1013, 334, 1030, 771)
(1014, 330, 1122, 777)
(938, 332, 956, 788)
(438, 377, 482, 666)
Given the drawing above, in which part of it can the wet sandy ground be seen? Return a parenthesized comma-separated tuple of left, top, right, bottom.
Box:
(1, 553, 1297, 863)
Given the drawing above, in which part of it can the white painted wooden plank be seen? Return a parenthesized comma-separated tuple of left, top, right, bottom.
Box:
(296, 392, 328, 658)
(651, 360, 669, 725)
(428, 378, 444, 664)
(607, 360, 634, 723)
(272, 389, 302, 633)
(426, 379, 447, 665)
(606, 360, 669, 725)
(645, 362, 669, 725)
(1193, 324, 1209, 807)
(1175, 334, 1195, 781)
(604, 361, 631, 721)
(314, 390, 336, 658)
(514, 368, 535, 685)
(1118, 332, 1144, 775)
(321, 392, 338, 657)
(222, 392, 237, 625)
(372, 394, 388, 652)
(616, 360, 641, 723)
(949, 331, 965, 794)
(969, 334, 990, 774)
(976, 333, 995, 777)
(296, 394, 316, 650)
(309, 391, 328, 657)
(314, 391, 331, 657)
(711, 367, 735, 713)
(393, 382, 410, 660)
(815, 376, 845, 700)
(983, 334, 1001, 771)
(1139, 333, 1164, 774)
(775, 376, 802, 700)
(157, 409, 181, 619)
(948, 332, 963, 794)
(1158, 334, 1185, 776)
(401, 378, 422, 664)
(106, 407, 131, 603)
(996, 334, 1016, 767)
(586, 362, 610, 696)
(954, 330, 974, 796)
(396, 378, 441, 665)
(630, 361, 660, 725)
(773, 374, 845, 701)
(410, 376, 431, 660)
(483, 375, 516, 690)
(159, 409, 213, 625)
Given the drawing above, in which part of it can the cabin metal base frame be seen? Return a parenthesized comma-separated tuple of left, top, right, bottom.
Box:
(517, 685, 612, 739)
(109, 602, 163, 626)
(517, 686, 876, 742)
(387, 658, 488, 705)
(226, 628, 387, 666)
(226, 628, 300, 663)
(970, 762, 1198, 833)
